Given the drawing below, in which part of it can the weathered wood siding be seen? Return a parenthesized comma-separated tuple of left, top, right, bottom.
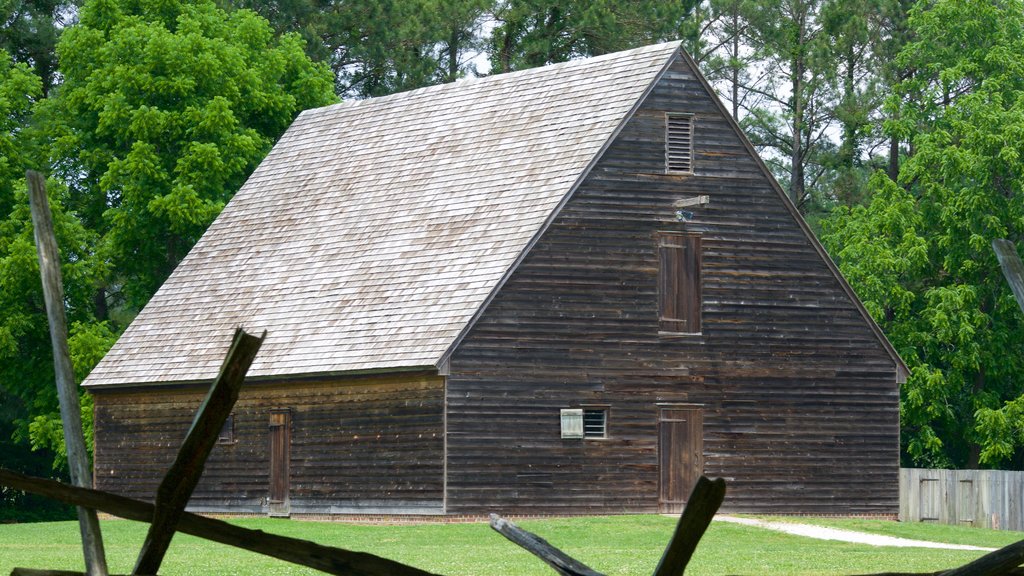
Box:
(445, 53, 899, 515)
(901, 468, 1024, 530)
(93, 373, 444, 514)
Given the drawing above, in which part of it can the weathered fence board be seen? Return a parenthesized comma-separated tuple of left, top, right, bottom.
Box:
(901, 468, 1024, 531)
(27, 170, 108, 576)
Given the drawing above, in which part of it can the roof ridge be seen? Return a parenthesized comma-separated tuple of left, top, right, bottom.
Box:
(305, 41, 683, 116)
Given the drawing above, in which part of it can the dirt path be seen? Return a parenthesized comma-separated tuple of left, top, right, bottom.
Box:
(715, 516, 995, 551)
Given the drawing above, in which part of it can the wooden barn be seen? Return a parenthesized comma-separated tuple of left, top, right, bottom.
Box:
(84, 41, 906, 517)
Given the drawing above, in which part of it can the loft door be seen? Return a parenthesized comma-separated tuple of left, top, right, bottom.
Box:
(658, 406, 704, 513)
(268, 408, 291, 516)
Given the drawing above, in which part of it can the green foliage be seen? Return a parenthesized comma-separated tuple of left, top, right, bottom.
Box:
(43, 0, 336, 309)
(822, 0, 1024, 468)
(488, 0, 695, 73)
(336, 0, 490, 96)
(0, 176, 108, 469)
(25, 322, 117, 468)
(0, 0, 69, 94)
(0, 49, 41, 215)
(0, 388, 72, 522)
(228, 0, 490, 97)
(0, 0, 335, 472)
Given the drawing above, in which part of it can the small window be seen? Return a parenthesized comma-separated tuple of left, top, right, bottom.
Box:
(217, 414, 235, 444)
(583, 409, 607, 439)
(657, 232, 702, 333)
(666, 114, 694, 173)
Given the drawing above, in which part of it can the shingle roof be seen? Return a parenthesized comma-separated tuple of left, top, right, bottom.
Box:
(83, 41, 682, 387)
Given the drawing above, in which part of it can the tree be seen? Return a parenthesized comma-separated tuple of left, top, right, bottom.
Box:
(691, 0, 761, 122)
(41, 0, 336, 311)
(817, 0, 884, 207)
(0, 0, 335, 472)
(0, 51, 83, 506)
(337, 0, 489, 96)
(695, 0, 911, 223)
(0, 0, 72, 95)
(0, 50, 39, 204)
(488, 0, 696, 73)
(822, 0, 1024, 469)
(738, 0, 836, 215)
(227, 0, 491, 97)
(0, 176, 111, 475)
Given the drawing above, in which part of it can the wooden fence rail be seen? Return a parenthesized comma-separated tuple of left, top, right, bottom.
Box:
(901, 468, 1024, 531)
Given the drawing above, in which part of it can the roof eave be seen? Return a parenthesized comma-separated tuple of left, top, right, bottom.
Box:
(83, 364, 441, 391)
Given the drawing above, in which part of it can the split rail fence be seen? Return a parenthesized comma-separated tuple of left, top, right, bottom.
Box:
(901, 468, 1024, 531)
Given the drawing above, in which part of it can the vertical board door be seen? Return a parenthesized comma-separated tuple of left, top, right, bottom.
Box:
(268, 408, 291, 516)
(658, 406, 704, 513)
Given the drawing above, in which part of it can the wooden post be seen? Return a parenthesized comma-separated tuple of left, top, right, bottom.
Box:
(133, 328, 265, 575)
(941, 538, 1024, 576)
(651, 476, 726, 576)
(489, 514, 605, 576)
(26, 170, 108, 576)
(993, 239, 1024, 315)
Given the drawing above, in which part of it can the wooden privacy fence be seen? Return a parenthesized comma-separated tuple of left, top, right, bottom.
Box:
(902, 468, 1024, 531)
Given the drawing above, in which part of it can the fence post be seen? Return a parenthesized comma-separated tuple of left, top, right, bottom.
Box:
(27, 170, 108, 576)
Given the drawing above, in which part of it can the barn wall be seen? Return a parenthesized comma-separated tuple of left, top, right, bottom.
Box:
(93, 372, 445, 514)
(445, 54, 900, 515)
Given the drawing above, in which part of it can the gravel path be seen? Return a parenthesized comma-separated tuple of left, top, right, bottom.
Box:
(716, 516, 995, 551)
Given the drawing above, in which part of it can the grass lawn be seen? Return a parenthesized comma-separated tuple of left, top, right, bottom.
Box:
(0, 515, 1020, 575)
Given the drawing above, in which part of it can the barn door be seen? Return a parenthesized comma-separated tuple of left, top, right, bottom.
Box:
(658, 406, 704, 513)
(268, 408, 291, 517)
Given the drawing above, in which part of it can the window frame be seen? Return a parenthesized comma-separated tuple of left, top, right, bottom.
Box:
(217, 413, 236, 445)
(582, 407, 608, 439)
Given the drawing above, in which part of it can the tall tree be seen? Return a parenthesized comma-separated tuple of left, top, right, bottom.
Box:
(0, 50, 39, 206)
(0, 49, 112, 473)
(227, 0, 491, 97)
(336, 0, 488, 96)
(695, 0, 759, 122)
(822, 0, 1024, 469)
(40, 0, 336, 311)
(0, 0, 72, 95)
(488, 0, 696, 73)
(818, 0, 884, 207)
(739, 0, 836, 214)
(1, 0, 335, 471)
(817, 0, 914, 204)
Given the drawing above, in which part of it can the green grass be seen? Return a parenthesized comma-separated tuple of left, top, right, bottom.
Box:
(0, 515, 1019, 575)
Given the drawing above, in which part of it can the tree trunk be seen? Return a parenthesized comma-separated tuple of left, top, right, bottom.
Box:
(888, 135, 900, 181)
(93, 288, 108, 322)
(790, 56, 805, 207)
(730, 10, 740, 121)
(447, 29, 459, 82)
(967, 366, 986, 468)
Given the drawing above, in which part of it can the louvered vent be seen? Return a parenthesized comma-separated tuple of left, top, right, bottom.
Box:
(666, 114, 694, 173)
